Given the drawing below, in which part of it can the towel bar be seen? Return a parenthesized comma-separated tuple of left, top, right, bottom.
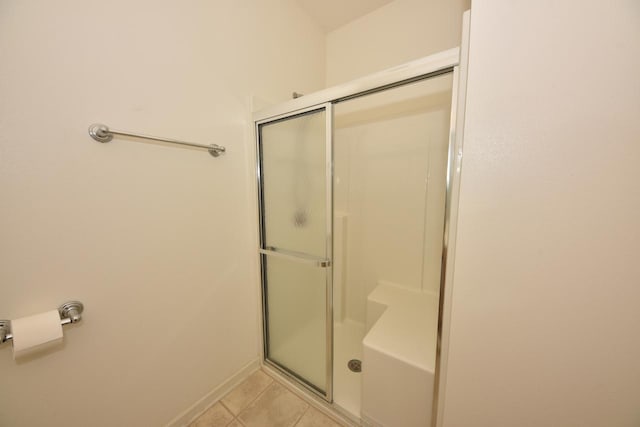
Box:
(88, 123, 226, 157)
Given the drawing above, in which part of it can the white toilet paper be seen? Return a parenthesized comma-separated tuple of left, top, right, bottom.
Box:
(11, 309, 63, 360)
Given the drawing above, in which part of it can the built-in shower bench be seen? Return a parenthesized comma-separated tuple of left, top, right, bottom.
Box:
(362, 281, 438, 427)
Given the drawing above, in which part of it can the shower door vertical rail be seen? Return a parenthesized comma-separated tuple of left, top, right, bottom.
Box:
(324, 103, 334, 403)
(255, 103, 333, 401)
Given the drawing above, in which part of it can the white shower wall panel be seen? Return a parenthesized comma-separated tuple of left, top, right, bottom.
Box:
(333, 75, 452, 324)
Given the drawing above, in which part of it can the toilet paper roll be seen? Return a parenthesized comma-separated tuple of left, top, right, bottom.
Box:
(11, 309, 63, 360)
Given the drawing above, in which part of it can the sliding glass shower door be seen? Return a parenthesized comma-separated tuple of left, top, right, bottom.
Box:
(257, 105, 333, 398)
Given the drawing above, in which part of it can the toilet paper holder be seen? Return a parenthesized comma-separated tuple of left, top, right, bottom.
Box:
(0, 301, 84, 344)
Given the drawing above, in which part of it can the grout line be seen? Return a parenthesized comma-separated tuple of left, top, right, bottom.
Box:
(291, 405, 310, 427)
(219, 401, 235, 417)
(170, 359, 262, 427)
(264, 369, 349, 426)
(234, 372, 275, 417)
(223, 367, 349, 427)
(263, 366, 355, 426)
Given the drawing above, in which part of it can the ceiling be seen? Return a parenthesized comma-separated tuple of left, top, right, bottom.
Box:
(296, 0, 394, 33)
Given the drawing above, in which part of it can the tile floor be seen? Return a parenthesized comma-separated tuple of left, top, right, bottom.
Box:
(190, 369, 348, 427)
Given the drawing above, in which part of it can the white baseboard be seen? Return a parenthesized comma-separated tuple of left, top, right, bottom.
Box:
(361, 412, 383, 427)
(165, 358, 261, 427)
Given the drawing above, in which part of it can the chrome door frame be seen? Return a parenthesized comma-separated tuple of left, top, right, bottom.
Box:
(253, 38, 468, 425)
(255, 103, 334, 401)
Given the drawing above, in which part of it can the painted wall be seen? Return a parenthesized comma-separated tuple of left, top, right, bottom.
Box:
(325, 0, 470, 86)
(0, 1, 325, 426)
(442, 1, 640, 426)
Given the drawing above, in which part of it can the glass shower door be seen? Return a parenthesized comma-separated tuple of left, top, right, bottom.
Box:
(257, 105, 332, 398)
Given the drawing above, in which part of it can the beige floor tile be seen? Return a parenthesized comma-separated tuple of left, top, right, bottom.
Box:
(296, 406, 342, 427)
(222, 370, 274, 415)
(238, 382, 309, 427)
(227, 420, 244, 427)
(294, 407, 345, 427)
(189, 402, 234, 427)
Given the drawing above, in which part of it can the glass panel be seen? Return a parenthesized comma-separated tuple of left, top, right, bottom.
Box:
(260, 110, 327, 258)
(332, 73, 453, 418)
(265, 255, 327, 392)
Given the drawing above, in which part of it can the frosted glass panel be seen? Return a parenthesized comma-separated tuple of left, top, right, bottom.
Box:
(260, 110, 327, 258)
(265, 255, 327, 392)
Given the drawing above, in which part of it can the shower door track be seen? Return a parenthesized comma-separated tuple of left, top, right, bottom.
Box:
(253, 33, 469, 427)
(254, 48, 459, 123)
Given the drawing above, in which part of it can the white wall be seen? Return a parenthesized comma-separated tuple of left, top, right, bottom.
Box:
(325, 0, 470, 86)
(442, 1, 640, 426)
(0, 1, 324, 426)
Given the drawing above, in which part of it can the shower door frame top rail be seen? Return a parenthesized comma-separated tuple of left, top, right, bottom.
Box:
(253, 44, 465, 426)
(254, 47, 459, 123)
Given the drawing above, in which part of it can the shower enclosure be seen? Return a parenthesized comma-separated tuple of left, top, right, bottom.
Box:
(254, 47, 464, 426)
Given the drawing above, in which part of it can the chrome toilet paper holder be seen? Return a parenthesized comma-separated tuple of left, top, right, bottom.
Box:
(0, 301, 84, 344)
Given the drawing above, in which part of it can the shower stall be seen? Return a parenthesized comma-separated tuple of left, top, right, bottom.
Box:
(253, 47, 464, 427)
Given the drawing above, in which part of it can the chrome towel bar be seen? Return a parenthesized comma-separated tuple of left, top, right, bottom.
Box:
(0, 301, 84, 344)
(88, 123, 226, 157)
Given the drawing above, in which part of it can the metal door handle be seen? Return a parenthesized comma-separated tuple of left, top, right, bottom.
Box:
(259, 248, 331, 268)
